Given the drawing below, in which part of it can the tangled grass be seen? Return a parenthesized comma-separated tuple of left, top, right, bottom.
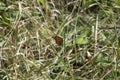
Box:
(0, 0, 120, 80)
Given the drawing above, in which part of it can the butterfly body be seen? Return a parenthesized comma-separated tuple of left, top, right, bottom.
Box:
(54, 35, 63, 46)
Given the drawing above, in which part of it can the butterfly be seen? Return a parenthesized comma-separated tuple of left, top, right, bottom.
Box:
(53, 35, 63, 46)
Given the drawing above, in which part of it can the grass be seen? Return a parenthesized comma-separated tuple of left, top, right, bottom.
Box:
(0, 0, 120, 80)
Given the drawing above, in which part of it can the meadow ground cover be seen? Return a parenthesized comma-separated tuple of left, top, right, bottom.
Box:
(0, 0, 120, 80)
